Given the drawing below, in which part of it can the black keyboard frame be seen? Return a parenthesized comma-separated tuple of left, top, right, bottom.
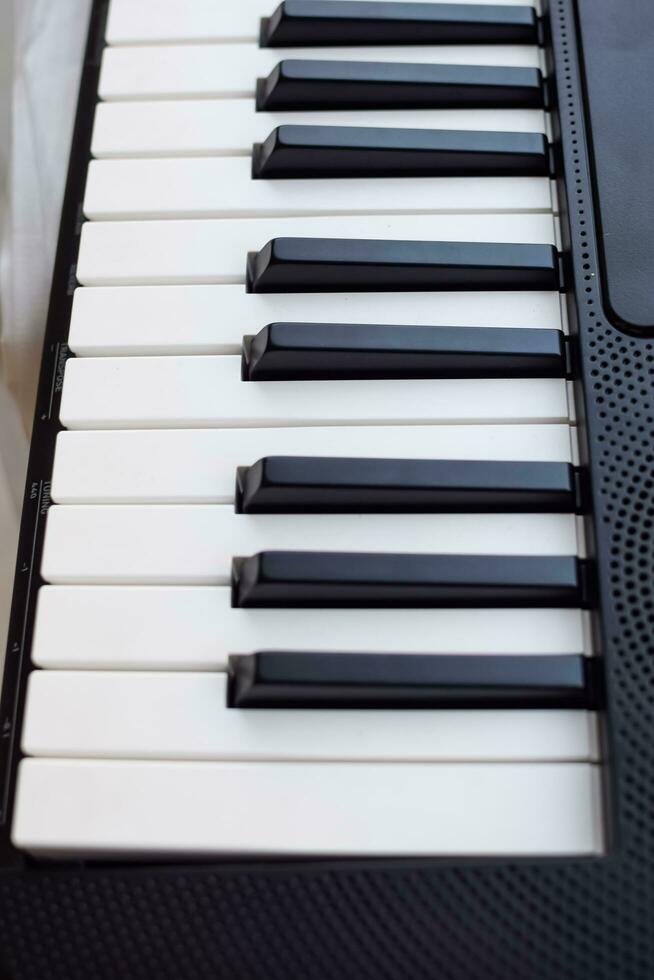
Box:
(0, 1, 653, 977)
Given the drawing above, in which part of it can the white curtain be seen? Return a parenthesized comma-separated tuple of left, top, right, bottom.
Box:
(0, 0, 91, 655)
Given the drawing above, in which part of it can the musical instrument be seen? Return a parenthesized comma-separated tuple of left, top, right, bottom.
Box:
(0, 1, 652, 977)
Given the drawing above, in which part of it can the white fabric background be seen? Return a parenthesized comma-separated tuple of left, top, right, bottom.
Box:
(0, 0, 91, 659)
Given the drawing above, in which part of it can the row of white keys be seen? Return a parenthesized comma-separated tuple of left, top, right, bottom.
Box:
(32, 585, 587, 669)
(40, 506, 579, 585)
(99, 43, 541, 101)
(76, 212, 556, 286)
(12, 759, 602, 858)
(21, 670, 597, 762)
(106, 0, 538, 47)
(51, 424, 574, 503)
(68, 286, 563, 356)
(91, 102, 548, 158)
(59, 355, 570, 429)
(83, 157, 553, 221)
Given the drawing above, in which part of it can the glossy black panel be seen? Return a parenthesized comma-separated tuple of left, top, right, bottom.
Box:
(246, 238, 560, 292)
(577, 0, 654, 333)
(253, 125, 550, 178)
(256, 60, 544, 111)
(235, 457, 579, 513)
(228, 651, 595, 709)
(232, 551, 589, 607)
(242, 322, 567, 379)
(261, 1, 538, 47)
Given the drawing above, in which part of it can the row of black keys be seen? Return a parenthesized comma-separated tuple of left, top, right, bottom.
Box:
(254, 125, 549, 177)
(256, 2, 544, 109)
(247, 239, 560, 291)
(243, 322, 567, 378)
(254, 1, 546, 177)
(240, 2, 561, 714)
(261, 1, 540, 47)
(257, 60, 544, 111)
(232, 553, 592, 607)
(257, 4, 546, 175)
(229, 652, 598, 709)
(237, 457, 582, 512)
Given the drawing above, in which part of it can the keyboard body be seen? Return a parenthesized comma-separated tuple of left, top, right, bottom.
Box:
(0, 0, 653, 977)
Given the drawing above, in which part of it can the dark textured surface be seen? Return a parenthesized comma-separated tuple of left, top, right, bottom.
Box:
(0, 857, 643, 980)
(0, 1, 654, 978)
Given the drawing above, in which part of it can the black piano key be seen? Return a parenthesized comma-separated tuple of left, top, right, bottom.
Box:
(261, 1, 539, 48)
(256, 60, 544, 111)
(228, 652, 596, 709)
(242, 322, 567, 379)
(246, 238, 560, 293)
(235, 457, 580, 514)
(252, 125, 550, 178)
(232, 552, 590, 608)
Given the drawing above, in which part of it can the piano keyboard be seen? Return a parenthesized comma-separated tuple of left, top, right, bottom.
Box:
(10, 0, 605, 862)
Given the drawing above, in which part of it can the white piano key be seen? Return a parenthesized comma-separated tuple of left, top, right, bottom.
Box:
(40, 505, 578, 585)
(51, 424, 574, 504)
(32, 585, 587, 670)
(12, 759, 603, 857)
(59, 356, 570, 430)
(21, 670, 598, 763)
(68, 285, 563, 357)
(91, 100, 547, 158)
(106, 0, 538, 46)
(106, 0, 260, 44)
(99, 43, 541, 101)
(84, 157, 553, 221)
(76, 213, 556, 286)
